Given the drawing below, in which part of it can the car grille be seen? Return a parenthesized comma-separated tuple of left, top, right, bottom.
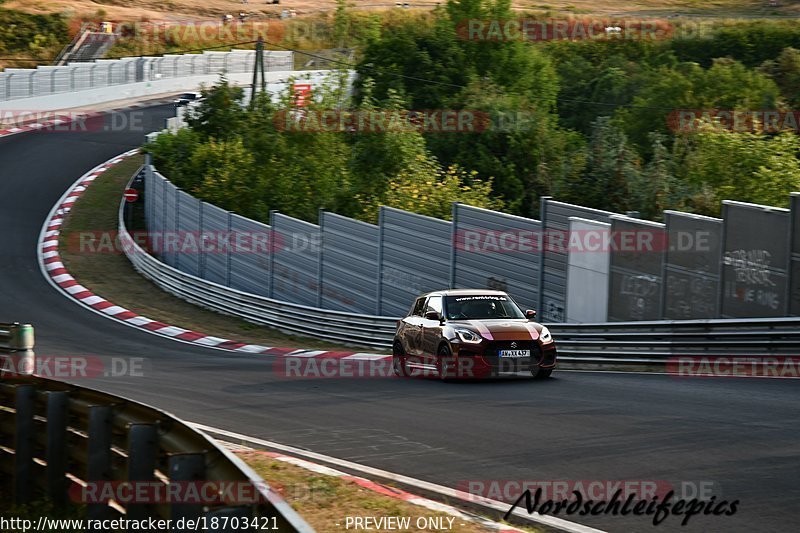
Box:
(485, 341, 542, 372)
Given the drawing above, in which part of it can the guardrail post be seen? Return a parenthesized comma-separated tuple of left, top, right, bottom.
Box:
(169, 453, 205, 526)
(376, 206, 385, 316)
(10, 323, 34, 353)
(14, 385, 36, 504)
(268, 210, 277, 298)
(127, 423, 158, 520)
(226, 212, 233, 287)
(46, 391, 69, 503)
(87, 405, 113, 520)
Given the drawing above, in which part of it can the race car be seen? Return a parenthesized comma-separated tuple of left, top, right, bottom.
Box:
(393, 289, 557, 380)
(173, 92, 203, 107)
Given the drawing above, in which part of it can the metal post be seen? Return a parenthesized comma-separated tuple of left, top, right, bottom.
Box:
(250, 38, 264, 109)
(538, 196, 551, 316)
(87, 405, 113, 520)
(449, 203, 458, 289)
(127, 424, 158, 520)
(226, 212, 233, 287)
(376, 206, 385, 316)
(268, 210, 277, 298)
(317, 209, 325, 308)
(10, 323, 34, 352)
(46, 391, 69, 503)
(14, 385, 36, 504)
(718, 202, 729, 318)
(168, 454, 205, 525)
(175, 189, 181, 271)
(199, 200, 206, 280)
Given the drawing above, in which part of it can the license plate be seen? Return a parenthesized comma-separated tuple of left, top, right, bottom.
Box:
(499, 349, 530, 358)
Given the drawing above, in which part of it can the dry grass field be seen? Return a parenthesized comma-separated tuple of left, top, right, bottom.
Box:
(6, 0, 800, 22)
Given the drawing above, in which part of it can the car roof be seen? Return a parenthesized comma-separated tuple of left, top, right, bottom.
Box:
(420, 289, 509, 298)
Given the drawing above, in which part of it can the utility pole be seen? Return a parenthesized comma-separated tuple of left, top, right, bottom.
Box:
(250, 37, 266, 109)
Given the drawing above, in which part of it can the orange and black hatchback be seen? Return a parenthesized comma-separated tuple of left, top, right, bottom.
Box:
(393, 289, 557, 380)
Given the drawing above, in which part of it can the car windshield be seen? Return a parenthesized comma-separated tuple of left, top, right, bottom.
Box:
(444, 295, 525, 320)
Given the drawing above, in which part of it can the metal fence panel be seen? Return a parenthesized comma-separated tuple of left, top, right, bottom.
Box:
(452, 204, 540, 310)
(721, 201, 791, 318)
(1, 50, 291, 101)
(200, 202, 230, 286)
(566, 218, 610, 323)
(176, 191, 201, 277)
(146, 169, 164, 242)
(229, 215, 271, 297)
(792, 194, 800, 316)
(5, 70, 33, 99)
(320, 212, 379, 314)
(608, 216, 666, 321)
(662, 211, 722, 319)
(379, 207, 451, 317)
(271, 213, 320, 307)
(539, 198, 617, 322)
(70, 64, 92, 91)
(161, 181, 178, 268)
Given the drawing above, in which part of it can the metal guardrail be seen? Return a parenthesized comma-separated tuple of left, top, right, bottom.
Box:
(550, 318, 800, 366)
(0, 323, 34, 353)
(118, 177, 800, 360)
(1, 50, 293, 102)
(0, 375, 314, 531)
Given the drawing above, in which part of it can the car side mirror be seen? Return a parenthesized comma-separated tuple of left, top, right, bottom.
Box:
(525, 309, 537, 320)
(425, 311, 442, 322)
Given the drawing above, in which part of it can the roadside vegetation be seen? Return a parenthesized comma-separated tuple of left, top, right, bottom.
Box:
(240, 450, 540, 533)
(0, 1, 68, 68)
(145, 0, 800, 223)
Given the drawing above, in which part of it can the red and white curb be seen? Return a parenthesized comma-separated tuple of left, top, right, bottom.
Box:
(38, 150, 392, 363)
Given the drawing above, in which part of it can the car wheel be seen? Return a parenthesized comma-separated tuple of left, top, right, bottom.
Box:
(393, 341, 408, 377)
(533, 367, 553, 379)
(438, 344, 453, 381)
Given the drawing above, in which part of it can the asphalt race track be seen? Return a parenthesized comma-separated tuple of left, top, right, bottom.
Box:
(1, 106, 798, 532)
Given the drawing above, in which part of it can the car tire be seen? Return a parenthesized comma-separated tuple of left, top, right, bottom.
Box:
(533, 367, 553, 379)
(438, 344, 453, 381)
(393, 341, 408, 377)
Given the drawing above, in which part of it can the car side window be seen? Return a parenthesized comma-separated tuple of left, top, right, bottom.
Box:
(425, 296, 443, 315)
(411, 297, 426, 316)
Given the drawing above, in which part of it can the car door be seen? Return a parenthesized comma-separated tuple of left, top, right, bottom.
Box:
(403, 297, 426, 361)
(421, 295, 444, 366)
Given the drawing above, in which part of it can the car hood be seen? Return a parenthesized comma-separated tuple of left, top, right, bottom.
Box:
(451, 319, 540, 341)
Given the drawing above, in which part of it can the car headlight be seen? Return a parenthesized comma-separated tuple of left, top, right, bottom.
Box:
(455, 328, 483, 344)
(539, 326, 554, 344)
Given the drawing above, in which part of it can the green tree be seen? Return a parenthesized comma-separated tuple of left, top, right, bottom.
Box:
(681, 128, 800, 215)
(186, 78, 247, 141)
(760, 47, 800, 107)
(557, 117, 641, 213)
